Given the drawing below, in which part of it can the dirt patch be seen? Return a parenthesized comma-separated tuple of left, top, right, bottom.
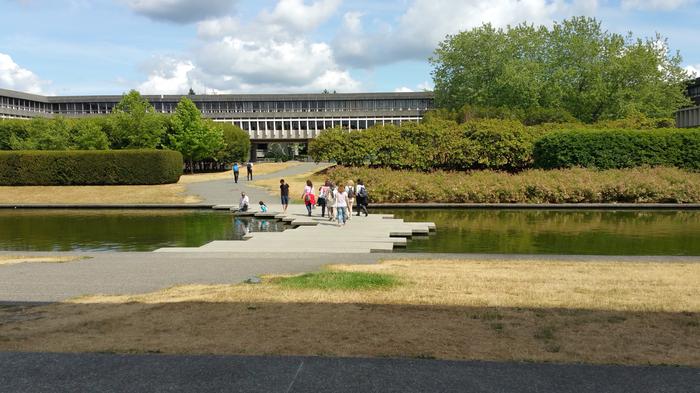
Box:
(1, 259, 697, 366)
(0, 256, 86, 266)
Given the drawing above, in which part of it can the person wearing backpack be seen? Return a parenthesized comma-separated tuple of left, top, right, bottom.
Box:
(345, 180, 355, 219)
(302, 180, 315, 216)
(232, 162, 240, 183)
(246, 161, 254, 180)
(356, 179, 369, 217)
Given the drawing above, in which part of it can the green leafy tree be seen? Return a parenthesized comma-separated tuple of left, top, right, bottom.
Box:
(215, 122, 250, 163)
(168, 97, 224, 173)
(431, 17, 692, 122)
(0, 119, 30, 150)
(9, 117, 71, 150)
(110, 90, 165, 148)
(70, 118, 110, 150)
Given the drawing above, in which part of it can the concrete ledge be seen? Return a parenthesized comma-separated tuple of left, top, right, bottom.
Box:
(0, 204, 216, 209)
(371, 203, 700, 210)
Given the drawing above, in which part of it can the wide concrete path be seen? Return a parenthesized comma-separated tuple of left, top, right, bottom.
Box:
(1, 352, 697, 393)
(185, 162, 328, 205)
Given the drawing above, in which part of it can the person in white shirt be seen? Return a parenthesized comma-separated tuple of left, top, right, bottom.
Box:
(239, 192, 250, 212)
(334, 184, 349, 226)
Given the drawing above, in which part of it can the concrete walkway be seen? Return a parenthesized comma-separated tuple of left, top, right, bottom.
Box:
(1, 352, 697, 393)
(185, 162, 328, 205)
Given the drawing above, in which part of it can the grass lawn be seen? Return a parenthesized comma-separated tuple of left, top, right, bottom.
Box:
(0, 162, 300, 204)
(0, 259, 698, 366)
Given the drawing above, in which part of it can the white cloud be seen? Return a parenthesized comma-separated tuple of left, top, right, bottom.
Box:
(685, 65, 700, 78)
(394, 86, 413, 92)
(394, 81, 434, 93)
(621, 0, 696, 11)
(0, 52, 50, 94)
(140, 1, 359, 94)
(333, 0, 599, 68)
(123, 0, 237, 24)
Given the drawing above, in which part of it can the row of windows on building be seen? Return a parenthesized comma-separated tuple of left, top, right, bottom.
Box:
(1, 96, 433, 116)
(227, 116, 422, 132)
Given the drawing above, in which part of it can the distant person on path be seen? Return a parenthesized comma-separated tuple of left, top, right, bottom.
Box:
(232, 162, 240, 183)
(326, 182, 337, 221)
(302, 180, 315, 216)
(356, 179, 369, 217)
(279, 179, 290, 213)
(239, 192, 250, 212)
(346, 180, 355, 219)
(259, 201, 268, 213)
(246, 161, 254, 180)
(318, 180, 330, 218)
(335, 184, 349, 226)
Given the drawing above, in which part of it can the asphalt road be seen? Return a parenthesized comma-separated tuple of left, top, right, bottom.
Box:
(0, 352, 698, 393)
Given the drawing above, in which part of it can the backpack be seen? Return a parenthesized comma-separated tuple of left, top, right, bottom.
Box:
(347, 186, 355, 198)
(247, 162, 253, 170)
(358, 186, 368, 199)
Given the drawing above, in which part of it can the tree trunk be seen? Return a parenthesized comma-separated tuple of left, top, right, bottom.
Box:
(190, 159, 194, 174)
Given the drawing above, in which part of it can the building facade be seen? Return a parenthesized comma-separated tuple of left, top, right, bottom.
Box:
(0, 88, 434, 158)
(676, 77, 700, 128)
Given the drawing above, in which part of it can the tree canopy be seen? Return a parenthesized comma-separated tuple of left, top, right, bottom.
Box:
(110, 90, 166, 148)
(167, 97, 224, 172)
(430, 17, 692, 123)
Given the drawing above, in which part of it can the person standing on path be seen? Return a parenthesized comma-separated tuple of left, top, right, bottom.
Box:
(279, 179, 290, 213)
(232, 162, 240, 183)
(318, 180, 330, 218)
(326, 182, 337, 222)
(246, 161, 253, 181)
(302, 180, 315, 216)
(356, 179, 369, 217)
(346, 180, 355, 219)
(335, 184, 349, 226)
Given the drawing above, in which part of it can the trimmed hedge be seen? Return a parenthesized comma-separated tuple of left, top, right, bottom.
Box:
(0, 150, 183, 185)
(533, 129, 700, 170)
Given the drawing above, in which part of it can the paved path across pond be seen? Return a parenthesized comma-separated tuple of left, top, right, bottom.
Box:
(0, 352, 697, 393)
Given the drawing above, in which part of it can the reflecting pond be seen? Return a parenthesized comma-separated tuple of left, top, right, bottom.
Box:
(377, 209, 700, 255)
(0, 209, 287, 252)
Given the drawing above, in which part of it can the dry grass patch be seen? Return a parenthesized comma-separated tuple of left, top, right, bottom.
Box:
(1, 259, 698, 366)
(0, 184, 200, 204)
(0, 255, 86, 266)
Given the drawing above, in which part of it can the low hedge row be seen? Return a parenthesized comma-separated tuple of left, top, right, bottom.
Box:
(533, 129, 700, 170)
(325, 166, 700, 203)
(0, 150, 183, 185)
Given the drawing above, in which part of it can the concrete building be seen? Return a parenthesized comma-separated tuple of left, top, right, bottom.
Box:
(0, 88, 434, 158)
(676, 77, 700, 128)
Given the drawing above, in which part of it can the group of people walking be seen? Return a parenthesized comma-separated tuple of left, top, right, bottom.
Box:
(300, 179, 368, 226)
(232, 161, 254, 183)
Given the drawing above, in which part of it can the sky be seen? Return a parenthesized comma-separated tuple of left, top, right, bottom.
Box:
(1, 0, 699, 96)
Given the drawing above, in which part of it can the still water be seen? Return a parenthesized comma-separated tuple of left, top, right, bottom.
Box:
(0, 209, 286, 252)
(378, 209, 700, 255)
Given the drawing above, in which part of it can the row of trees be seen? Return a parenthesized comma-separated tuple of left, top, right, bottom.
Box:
(0, 91, 250, 173)
(431, 17, 693, 123)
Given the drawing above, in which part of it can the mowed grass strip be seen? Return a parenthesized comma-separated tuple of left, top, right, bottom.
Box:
(275, 271, 400, 290)
(0, 259, 698, 366)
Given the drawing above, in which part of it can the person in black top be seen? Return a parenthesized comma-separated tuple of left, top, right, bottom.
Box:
(246, 161, 253, 180)
(279, 179, 290, 213)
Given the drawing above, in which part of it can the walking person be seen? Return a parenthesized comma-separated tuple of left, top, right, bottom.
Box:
(356, 179, 369, 217)
(326, 182, 337, 221)
(346, 180, 355, 219)
(246, 161, 254, 181)
(318, 180, 330, 218)
(232, 162, 240, 183)
(335, 184, 349, 227)
(302, 180, 315, 216)
(279, 179, 290, 213)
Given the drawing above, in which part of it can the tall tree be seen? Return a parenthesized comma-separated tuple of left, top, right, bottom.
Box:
(430, 17, 692, 122)
(168, 97, 224, 173)
(110, 90, 165, 148)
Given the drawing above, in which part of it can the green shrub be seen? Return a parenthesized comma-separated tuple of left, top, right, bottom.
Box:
(533, 128, 700, 170)
(0, 149, 182, 185)
(276, 271, 400, 290)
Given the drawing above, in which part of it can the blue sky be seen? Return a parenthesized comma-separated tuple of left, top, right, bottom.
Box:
(1, 0, 699, 95)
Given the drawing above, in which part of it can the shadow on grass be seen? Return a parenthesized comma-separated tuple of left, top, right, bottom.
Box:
(0, 300, 698, 367)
